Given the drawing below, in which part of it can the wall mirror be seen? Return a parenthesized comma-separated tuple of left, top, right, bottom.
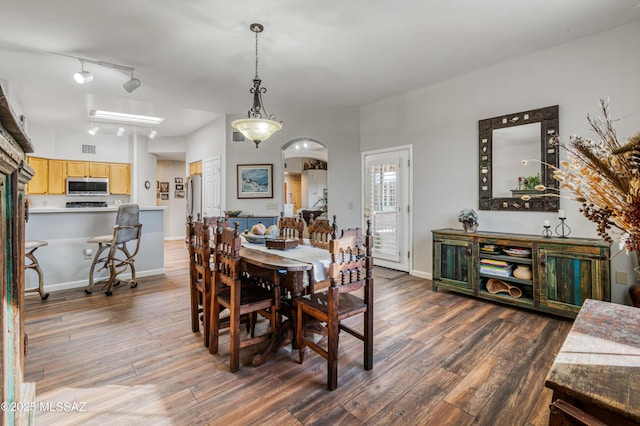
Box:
(478, 105, 559, 212)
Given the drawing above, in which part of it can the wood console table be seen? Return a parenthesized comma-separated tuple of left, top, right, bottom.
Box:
(545, 299, 640, 425)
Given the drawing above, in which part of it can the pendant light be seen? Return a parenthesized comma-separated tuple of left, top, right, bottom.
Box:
(231, 23, 283, 148)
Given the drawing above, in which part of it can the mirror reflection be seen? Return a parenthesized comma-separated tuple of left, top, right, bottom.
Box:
(493, 123, 540, 197)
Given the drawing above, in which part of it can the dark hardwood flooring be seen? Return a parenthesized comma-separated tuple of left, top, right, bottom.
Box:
(24, 241, 572, 425)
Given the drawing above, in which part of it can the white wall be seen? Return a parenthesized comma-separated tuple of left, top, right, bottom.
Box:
(27, 127, 131, 162)
(360, 20, 640, 304)
(132, 134, 158, 208)
(156, 160, 187, 240)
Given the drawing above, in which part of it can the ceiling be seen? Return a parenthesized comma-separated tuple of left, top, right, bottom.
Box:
(1, 1, 639, 150)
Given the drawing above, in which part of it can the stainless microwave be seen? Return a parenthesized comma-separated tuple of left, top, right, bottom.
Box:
(66, 177, 109, 196)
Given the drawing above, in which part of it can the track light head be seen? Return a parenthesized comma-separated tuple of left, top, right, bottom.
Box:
(123, 75, 141, 93)
(148, 129, 157, 139)
(116, 126, 125, 137)
(73, 61, 93, 84)
(88, 124, 99, 135)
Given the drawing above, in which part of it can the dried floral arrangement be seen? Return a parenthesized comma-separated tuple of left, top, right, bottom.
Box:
(523, 99, 640, 253)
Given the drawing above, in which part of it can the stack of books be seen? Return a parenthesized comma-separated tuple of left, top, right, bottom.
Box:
(480, 258, 513, 277)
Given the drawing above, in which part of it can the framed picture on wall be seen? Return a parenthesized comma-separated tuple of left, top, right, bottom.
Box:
(159, 182, 169, 193)
(160, 193, 169, 200)
(175, 190, 185, 198)
(237, 164, 273, 199)
(175, 184, 184, 190)
(175, 177, 183, 184)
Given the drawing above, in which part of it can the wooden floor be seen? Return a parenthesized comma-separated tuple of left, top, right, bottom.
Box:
(24, 241, 573, 425)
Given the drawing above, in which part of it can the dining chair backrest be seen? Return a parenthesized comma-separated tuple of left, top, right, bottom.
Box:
(215, 220, 242, 286)
(308, 214, 337, 249)
(187, 217, 213, 346)
(328, 221, 372, 293)
(278, 211, 304, 242)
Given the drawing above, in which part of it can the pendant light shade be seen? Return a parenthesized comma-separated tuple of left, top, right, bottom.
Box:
(231, 23, 283, 148)
(231, 118, 283, 145)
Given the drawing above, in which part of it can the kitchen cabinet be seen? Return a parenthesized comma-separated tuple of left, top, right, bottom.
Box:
(0, 84, 36, 425)
(26, 156, 48, 194)
(109, 163, 131, 194)
(47, 159, 66, 194)
(66, 160, 88, 177)
(432, 228, 610, 318)
(89, 162, 109, 178)
(27, 157, 130, 195)
(67, 160, 109, 178)
(189, 161, 202, 175)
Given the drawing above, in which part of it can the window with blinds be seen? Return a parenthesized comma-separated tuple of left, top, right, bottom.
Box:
(369, 162, 398, 260)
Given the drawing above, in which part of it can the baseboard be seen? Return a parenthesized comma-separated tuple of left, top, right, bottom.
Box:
(411, 269, 431, 280)
(164, 236, 185, 241)
(30, 268, 166, 293)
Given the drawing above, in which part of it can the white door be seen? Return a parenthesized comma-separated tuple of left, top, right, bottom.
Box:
(203, 156, 222, 218)
(362, 146, 412, 271)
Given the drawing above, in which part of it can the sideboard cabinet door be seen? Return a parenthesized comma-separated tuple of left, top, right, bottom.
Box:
(538, 247, 609, 316)
(432, 236, 474, 292)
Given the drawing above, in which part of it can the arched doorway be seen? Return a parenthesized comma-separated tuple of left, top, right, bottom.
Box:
(281, 139, 328, 223)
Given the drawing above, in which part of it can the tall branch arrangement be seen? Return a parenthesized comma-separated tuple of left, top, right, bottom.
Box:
(552, 99, 640, 252)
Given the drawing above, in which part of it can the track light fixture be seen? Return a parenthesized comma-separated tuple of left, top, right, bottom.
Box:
(231, 23, 283, 148)
(148, 129, 157, 139)
(88, 123, 100, 135)
(73, 60, 93, 84)
(70, 57, 141, 93)
(116, 126, 125, 137)
(123, 71, 141, 93)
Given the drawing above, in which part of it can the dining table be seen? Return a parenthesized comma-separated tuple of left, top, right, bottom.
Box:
(239, 236, 331, 366)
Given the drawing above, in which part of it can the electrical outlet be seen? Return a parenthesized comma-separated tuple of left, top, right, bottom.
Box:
(84, 248, 93, 260)
(615, 270, 628, 285)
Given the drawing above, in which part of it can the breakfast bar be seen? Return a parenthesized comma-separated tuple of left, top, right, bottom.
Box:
(24, 206, 166, 293)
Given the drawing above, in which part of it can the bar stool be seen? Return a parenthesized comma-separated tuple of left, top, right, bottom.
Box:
(85, 204, 142, 296)
(25, 240, 49, 300)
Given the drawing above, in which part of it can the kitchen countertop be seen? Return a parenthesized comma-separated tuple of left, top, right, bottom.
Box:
(29, 206, 166, 213)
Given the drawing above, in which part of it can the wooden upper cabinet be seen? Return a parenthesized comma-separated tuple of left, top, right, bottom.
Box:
(189, 161, 202, 175)
(67, 161, 109, 177)
(66, 160, 88, 177)
(27, 157, 129, 194)
(47, 159, 67, 194)
(109, 163, 131, 194)
(26, 157, 48, 194)
(89, 162, 109, 178)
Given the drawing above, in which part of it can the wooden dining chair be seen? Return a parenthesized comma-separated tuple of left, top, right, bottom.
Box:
(187, 216, 213, 347)
(296, 220, 374, 390)
(279, 211, 304, 242)
(209, 220, 279, 372)
(308, 214, 337, 249)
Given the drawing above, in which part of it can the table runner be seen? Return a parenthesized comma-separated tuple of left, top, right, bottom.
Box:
(241, 235, 330, 283)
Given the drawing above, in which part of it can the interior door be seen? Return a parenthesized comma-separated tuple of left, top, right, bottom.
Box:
(363, 146, 411, 271)
(203, 156, 222, 218)
(291, 174, 302, 214)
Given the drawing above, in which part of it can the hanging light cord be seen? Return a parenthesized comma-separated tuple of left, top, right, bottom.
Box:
(254, 27, 260, 79)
